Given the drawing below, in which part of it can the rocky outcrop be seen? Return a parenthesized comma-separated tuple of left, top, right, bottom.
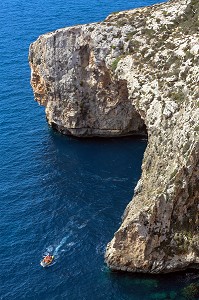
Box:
(29, 22, 146, 137)
(29, 0, 199, 273)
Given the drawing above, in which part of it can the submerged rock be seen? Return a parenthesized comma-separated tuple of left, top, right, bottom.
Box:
(29, 0, 199, 273)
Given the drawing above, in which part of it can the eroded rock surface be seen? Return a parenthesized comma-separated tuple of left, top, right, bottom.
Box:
(29, 0, 199, 273)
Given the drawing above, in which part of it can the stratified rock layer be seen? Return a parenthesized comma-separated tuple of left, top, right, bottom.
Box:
(29, 0, 199, 273)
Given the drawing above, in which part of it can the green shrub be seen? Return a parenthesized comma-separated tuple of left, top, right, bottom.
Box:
(170, 168, 178, 179)
(111, 57, 121, 71)
(169, 91, 186, 103)
(194, 125, 199, 131)
(125, 31, 136, 41)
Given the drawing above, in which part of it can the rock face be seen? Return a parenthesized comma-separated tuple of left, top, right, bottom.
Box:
(29, 22, 146, 137)
(29, 0, 199, 273)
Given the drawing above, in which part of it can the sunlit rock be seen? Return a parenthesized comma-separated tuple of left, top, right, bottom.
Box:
(29, 0, 199, 273)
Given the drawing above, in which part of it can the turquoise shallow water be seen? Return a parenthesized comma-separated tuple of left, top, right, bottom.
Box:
(0, 0, 199, 299)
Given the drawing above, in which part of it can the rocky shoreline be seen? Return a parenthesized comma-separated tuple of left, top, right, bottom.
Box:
(29, 0, 199, 273)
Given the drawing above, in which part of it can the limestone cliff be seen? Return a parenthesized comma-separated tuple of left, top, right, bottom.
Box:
(29, 0, 199, 273)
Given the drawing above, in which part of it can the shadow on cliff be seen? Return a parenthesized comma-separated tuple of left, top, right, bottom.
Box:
(49, 124, 148, 141)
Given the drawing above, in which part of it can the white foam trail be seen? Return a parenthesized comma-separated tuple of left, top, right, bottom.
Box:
(53, 236, 68, 256)
(47, 245, 53, 253)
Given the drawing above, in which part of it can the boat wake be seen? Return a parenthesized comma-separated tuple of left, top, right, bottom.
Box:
(43, 233, 72, 265)
(53, 236, 68, 256)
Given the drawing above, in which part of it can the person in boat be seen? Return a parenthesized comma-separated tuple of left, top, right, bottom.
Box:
(43, 254, 53, 264)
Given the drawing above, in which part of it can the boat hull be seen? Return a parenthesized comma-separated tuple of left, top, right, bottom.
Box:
(40, 256, 54, 267)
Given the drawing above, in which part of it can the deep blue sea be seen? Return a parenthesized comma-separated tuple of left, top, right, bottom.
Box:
(1, 0, 198, 299)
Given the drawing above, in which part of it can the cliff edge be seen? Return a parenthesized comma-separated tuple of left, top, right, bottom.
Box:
(29, 0, 199, 273)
